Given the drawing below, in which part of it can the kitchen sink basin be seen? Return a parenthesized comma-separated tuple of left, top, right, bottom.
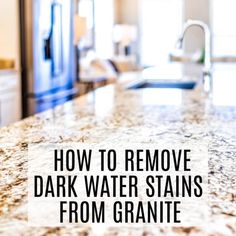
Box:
(127, 79, 197, 90)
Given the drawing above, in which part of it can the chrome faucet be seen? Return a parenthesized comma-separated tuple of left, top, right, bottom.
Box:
(176, 20, 212, 77)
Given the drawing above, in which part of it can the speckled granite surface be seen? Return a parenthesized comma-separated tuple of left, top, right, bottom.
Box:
(0, 65, 236, 235)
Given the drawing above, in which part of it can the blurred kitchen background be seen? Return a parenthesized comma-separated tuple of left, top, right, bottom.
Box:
(0, 0, 235, 127)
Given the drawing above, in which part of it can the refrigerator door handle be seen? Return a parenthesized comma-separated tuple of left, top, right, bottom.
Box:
(51, 2, 64, 77)
(44, 37, 52, 60)
(43, 3, 53, 61)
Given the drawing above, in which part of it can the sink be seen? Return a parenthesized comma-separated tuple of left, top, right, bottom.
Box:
(127, 79, 197, 90)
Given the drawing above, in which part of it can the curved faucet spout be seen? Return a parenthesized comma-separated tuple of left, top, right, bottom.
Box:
(176, 20, 212, 76)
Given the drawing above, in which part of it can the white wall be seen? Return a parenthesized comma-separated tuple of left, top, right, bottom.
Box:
(0, 0, 20, 69)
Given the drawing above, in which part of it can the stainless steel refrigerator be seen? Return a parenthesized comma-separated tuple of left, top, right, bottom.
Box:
(19, 0, 77, 117)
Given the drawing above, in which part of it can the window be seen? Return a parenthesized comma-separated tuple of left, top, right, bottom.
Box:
(211, 0, 236, 57)
(78, 0, 94, 49)
(140, 0, 183, 66)
(78, 0, 114, 58)
(94, 0, 114, 58)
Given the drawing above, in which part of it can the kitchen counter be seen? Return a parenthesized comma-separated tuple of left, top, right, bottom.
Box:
(0, 63, 236, 235)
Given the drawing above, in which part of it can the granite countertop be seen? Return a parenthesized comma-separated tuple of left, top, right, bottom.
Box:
(0, 63, 236, 235)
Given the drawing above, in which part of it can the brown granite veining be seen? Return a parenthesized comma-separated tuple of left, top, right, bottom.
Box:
(0, 69, 236, 235)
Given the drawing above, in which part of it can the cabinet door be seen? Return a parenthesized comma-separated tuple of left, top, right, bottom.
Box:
(0, 92, 21, 127)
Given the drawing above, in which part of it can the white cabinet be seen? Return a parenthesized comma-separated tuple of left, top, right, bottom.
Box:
(0, 71, 21, 127)
(0, 91, 20, 126)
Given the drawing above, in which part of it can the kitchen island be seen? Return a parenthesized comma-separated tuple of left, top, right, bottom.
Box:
(0, 64, 236, 235)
